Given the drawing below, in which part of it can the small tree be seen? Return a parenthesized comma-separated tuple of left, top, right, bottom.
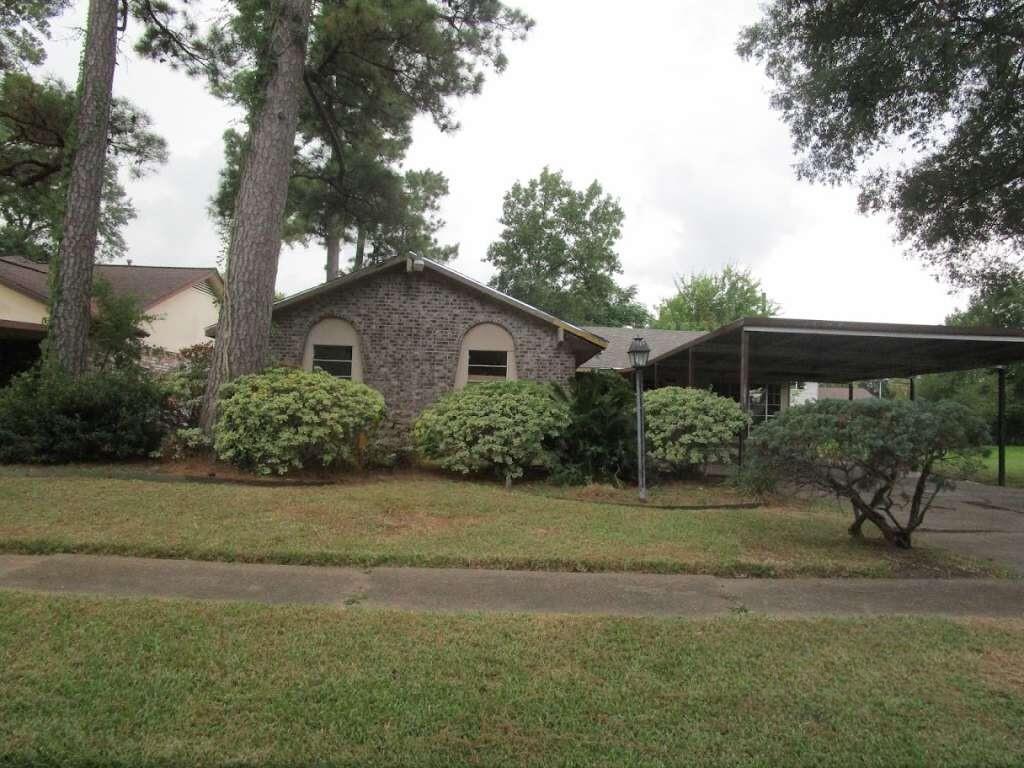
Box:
(554, 371, 636, 485)
(743, 400, 989, 548)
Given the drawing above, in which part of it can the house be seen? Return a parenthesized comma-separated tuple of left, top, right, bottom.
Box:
(0, 256, 222, 380)
(234, 255, 607, 431)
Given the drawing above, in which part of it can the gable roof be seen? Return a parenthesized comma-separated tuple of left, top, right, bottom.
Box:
(580, 326, 706, 370)
(271, 255, 609, 349)
(0, 256, 222, 309)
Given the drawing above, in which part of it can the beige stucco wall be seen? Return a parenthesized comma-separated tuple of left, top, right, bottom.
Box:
(302, 318, 364, 381)
(0, 283, 47, 325)
(454, 322, 518, 389)
(145, 286, 219, 352)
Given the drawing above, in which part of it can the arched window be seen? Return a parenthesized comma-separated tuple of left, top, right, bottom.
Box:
(455, 323, 517, 389)
(303, 318, 363, 381)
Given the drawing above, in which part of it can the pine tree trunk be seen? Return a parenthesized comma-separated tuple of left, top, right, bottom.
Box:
(324, 213, 341, 281)
(199, 0, 313, 432)
(354, 225, 366, 270)
(48, 0, 119, 375)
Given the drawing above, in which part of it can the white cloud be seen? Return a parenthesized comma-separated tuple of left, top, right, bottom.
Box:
(38, 0, 967, 324)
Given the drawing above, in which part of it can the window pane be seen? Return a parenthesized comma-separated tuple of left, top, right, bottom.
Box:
(313, 344, 352, 362)
(315, 360, 352, 378)
(468, 350, 507, 368)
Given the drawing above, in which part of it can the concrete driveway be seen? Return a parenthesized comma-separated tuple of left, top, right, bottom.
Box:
(918, 480, 1024, 574)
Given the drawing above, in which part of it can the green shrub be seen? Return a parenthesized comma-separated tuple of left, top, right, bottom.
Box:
(0, 367, 168, 463)
(553, 371, 636, 485)
(161, 342, 213, 429)
(741, 399, 988, 548)
(644, 387, 749, 474)
(213, 367, 385, 475)
(414, 381, 570, 483)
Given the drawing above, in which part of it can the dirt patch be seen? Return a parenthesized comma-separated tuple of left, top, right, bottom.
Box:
(980, 648, 1024, 696)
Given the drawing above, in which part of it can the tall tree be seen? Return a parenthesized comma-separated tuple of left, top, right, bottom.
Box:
(654, 266, 779, 332)
(0, 73, 167, 262)
(213, 0, 527, 279)
(0, 0, 70, 71)
(486, 167, 650, 327)
(739, 1, 1024, 287)
(48, 0, 120, 375)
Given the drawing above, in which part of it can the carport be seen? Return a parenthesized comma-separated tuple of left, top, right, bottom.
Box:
(643, 318, 1024, 486)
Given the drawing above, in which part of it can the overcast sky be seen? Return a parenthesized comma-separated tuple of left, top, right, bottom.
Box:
(40, 0, 967, 323)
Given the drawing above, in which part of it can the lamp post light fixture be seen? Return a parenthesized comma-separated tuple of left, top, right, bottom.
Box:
(628, 336, 651, 501)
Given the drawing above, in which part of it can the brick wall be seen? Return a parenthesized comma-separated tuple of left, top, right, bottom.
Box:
(269, 267, 580, 434)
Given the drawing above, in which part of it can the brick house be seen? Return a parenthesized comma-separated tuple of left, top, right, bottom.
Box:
(258, 255, 607, 431)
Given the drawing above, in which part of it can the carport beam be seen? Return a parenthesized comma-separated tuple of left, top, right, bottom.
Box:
(998, 366, 1007, 487)
(738, 331, 750, 466)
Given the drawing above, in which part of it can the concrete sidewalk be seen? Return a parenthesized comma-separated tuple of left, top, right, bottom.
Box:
(2, 553, 1023, 617)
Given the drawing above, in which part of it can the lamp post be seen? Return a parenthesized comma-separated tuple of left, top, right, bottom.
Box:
(628, 336, 651, 501)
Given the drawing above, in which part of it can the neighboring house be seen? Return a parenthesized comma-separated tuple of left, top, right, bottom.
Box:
(791, 382, 875, 405)
(223, 255, 607, 432)
(0, 256, 222, 380)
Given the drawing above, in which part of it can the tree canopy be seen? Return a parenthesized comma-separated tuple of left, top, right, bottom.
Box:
(738, 1, 1024, 286)
(653, 265, 779, 332)
(485, 167, 650, 327)
(0, 73, 167, 262)
(0, 0, 69, 71)
(194, 0, 528, 274)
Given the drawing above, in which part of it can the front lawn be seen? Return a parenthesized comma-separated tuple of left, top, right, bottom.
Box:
(2, 591, 1023, 767)
(948, 445, 1024, 487)
(0, 466, 999, 577)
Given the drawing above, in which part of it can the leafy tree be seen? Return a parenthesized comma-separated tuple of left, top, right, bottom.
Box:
(486, 167, 650, 326)
(918, 272, 1024, 441)
(738, 1, 1024, 286)
(0, 0, 69, 71)
(88, 278, 156, 372)
(553, 370, 636, 485)
(743, 399, 988, 548)
(0, 73, 167, 262)
(210, 0, 523, 278)
(654, 265, 779, 332)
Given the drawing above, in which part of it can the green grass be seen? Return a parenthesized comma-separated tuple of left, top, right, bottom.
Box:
(1, 591, 1023, 767)
(0, 465, 1000, 577)
(951, 445, 1024, 487)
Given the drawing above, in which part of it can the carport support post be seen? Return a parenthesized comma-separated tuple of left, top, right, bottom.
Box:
(738, 330, 750, 466)
(848, 383, 854, 401)
(998, 366, 1007, 487)
(909, 377, 916, 401)
(687, 348, 695, 388)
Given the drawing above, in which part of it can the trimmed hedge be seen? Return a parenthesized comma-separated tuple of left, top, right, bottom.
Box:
(414, 381, 570, 483)
(214, 367, 385, 476)
(644, 386, 749, 474)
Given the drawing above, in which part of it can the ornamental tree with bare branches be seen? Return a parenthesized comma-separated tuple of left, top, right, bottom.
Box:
(742, 399, 988, 548)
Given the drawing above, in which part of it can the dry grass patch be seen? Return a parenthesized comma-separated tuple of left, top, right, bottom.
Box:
(0, 465, 1005, 577)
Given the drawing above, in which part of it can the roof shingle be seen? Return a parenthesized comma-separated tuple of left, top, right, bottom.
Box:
(0, 256, 220, 309)
(580, 326, 705, 370)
